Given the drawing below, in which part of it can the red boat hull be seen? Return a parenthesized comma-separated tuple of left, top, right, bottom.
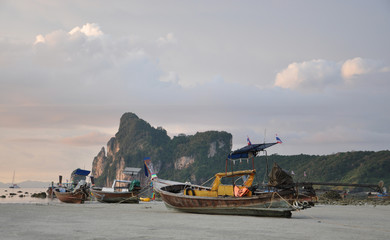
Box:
(54, 190, 88, 204)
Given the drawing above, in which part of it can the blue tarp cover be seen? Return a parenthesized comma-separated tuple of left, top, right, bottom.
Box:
(228, 142, 278, 159)
(73, 169, 91, 176)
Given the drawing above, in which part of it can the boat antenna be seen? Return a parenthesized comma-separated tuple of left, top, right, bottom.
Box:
(265, 150, 269, 177)
(263, 129, 269, 179)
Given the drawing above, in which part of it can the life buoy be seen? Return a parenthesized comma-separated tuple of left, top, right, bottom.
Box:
(185, 188, 195, 196)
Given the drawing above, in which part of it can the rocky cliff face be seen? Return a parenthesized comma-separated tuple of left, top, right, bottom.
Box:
(91, 112, 232, 187)
(92, 147, 107, 179)
(175, 156, 195, 170)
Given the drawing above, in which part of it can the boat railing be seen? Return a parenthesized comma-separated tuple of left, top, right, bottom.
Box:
(111, 179, 133, 188)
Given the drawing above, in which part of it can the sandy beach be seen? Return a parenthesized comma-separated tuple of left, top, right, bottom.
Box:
(0, 200, 389, 240)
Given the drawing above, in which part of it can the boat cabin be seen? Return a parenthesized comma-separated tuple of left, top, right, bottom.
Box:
(101, 179, 141, 193)
(184, 169, 256, 197)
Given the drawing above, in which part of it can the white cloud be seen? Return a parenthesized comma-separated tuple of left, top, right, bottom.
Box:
(34, 34, 45, 44)
(69, 23, 103, 37)
(33, 23, 103, 47)
(341, 57, 382, 79)
(274, 59, 341, 91)
(10, 23, 172, 106)
(275, 58, 389, 91)
(33, 29, 68, 47)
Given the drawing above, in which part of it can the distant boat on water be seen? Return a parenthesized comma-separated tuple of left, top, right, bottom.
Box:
(9, 171, 20, 189)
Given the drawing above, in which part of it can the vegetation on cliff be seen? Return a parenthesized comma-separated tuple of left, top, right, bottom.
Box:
(92, 113, 232, 186)
(250, 152, 390, 190)
(92, 112, 390, 190)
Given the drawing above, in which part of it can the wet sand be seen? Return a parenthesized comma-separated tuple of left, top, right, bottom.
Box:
(0, 201, 389, 240)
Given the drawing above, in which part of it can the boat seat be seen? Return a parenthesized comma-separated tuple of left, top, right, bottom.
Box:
(102, 187, 114, 192)
(217, 185, 234, 196)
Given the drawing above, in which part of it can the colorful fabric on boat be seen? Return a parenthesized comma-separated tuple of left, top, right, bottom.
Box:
(144, 157, 157, 180)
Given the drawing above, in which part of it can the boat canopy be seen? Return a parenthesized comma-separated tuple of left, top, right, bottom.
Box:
(72, 169, 91, 176)
(228, 142, 278, 159)
(214, 169, 256, 178)
(211, 170, 256, 192)
(123, 167, 141, 175)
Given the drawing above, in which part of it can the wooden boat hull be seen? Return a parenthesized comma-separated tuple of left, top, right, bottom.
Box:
(54, 191, 88, 204)
(91, 189, 139, 203)
(159, 184, 296, 218)
(46, 187, 55, 198)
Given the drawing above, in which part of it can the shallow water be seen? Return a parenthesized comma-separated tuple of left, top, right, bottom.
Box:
(0, 202, 389, 240)
(1, 187, 390, 239)
(0, 187, 55, 204)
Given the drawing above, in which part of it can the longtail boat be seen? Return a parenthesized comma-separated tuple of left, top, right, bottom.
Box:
(54, 168, 91, 204)
(54, 188, 89, 204)
(159, 169, 296, 218)
(91, 179, 141, 203)
(145, 137, 385, 216)
(145, 139, 303, 218)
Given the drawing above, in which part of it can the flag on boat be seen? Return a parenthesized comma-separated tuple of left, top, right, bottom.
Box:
(276, 135, 283, 144)
(144, 157, 157, 180)
(247, 136, 252, 145)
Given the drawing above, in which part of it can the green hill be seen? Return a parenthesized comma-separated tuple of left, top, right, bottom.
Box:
(92, 112, 390, 190)
(250, 152, 390, 189)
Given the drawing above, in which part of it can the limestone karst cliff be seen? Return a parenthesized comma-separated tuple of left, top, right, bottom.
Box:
(91, 112, 232, 187)
(91, 113, 390, 189)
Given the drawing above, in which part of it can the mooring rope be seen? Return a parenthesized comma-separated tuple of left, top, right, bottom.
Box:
(268, 191, 300, 211)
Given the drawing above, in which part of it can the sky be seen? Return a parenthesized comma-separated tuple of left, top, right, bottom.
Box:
(1, 1, 389, 182)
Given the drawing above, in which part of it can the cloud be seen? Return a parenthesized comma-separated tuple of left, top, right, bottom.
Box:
(34, 23, 103, 46)
(274, 59, 341, 91)
(275, 58, 389, 91)
(34, 34, 45, 44)
(157, 32, 177, 46)
(1, 23, 390, 162)
(68, 23, 103, 37)
(0, 23, 176, 108)
(341, 57, 383, 79)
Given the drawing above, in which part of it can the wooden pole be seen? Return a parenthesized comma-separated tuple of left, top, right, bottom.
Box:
(51, 181, 54, 199)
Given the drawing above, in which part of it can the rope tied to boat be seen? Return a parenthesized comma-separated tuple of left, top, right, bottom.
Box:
(268, 191, 300, 211)
(200, 176, 216, 186)
(115, 184, 157, 204)
(117, 195, 139, 204)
